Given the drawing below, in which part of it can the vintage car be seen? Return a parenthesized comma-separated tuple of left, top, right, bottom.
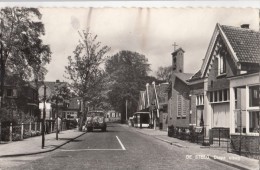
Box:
(85, 110, 107, 132)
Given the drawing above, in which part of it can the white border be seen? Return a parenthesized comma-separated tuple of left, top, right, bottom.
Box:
(0, 1, 259, 8)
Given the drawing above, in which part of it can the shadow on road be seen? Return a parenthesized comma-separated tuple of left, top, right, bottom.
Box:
(58, 138, 83, 142)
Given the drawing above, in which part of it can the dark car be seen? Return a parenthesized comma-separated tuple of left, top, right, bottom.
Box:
(85, 111, 107, 132)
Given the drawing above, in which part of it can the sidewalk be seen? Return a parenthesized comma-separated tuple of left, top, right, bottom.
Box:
(124, 125, 259, 170)
(0, 129, 85, 158)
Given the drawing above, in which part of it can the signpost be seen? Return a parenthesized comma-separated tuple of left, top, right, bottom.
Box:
(38, 85, 51, 149)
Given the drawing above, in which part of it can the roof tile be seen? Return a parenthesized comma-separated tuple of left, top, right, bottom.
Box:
(221, 25, 260, 63)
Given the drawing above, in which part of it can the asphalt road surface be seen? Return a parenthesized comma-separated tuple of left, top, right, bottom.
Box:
(0, 123, 237, 170)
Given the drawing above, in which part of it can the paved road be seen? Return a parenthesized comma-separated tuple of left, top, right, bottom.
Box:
(0, 123, 237, 170)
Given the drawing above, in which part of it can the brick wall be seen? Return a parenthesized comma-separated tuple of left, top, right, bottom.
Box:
(207, 37, 237, 91)
(170, 77, 190, 128)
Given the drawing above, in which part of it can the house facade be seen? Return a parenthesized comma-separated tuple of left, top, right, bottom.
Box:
(197, 24, 260, 138)
(62, 97, 80, 120)
(2, 74, 39, 122)
(167, 24, 259, 147)
(39, 80, 69, 120)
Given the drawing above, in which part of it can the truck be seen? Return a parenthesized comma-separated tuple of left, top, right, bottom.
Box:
(85, 110, 107, 132)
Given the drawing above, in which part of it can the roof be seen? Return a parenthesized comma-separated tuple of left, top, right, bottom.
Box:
(158, 83, 169, 93)
(188, 70, 202, 82)
(220, 25, 260, 63)
(39, 81, 67, 91)
(171, 48, 185, 56)
(201, 23, 260, 78)
(175, 73, 193, 84)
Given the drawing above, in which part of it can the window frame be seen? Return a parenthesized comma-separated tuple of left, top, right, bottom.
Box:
(217, 53, 227, 76)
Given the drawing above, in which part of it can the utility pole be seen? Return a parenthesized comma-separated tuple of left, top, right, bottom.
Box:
(0, 19, 4, 108)
(125, 99, 128, 122)
(42, 85, 46, 149)
(56, 99, 59, 140)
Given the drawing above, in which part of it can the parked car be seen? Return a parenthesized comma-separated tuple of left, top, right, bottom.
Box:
(85, 111, 107, 132)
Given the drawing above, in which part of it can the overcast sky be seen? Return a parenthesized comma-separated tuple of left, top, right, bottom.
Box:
(40, 8, 259, 81)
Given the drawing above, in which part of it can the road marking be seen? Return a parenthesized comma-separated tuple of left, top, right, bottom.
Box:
(116, 136, 126, 150)
(61, 149, 123, 152)
(60, 136, 126, 152)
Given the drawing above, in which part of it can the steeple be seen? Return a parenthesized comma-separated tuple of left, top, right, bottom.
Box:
(171, 47, 185, 73)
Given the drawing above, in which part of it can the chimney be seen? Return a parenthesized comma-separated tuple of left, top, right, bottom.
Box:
(241, 24, 249, 29)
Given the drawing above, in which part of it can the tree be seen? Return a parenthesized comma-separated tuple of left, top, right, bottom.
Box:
(156, 66, 172, 82)
(105, 50, 154, 121)
(50, 82, 71, 139)
(0, 7, 51, 107)
(65, 29, 110, 129)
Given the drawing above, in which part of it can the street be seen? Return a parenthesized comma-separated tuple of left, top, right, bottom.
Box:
(0, 123, 237, 170)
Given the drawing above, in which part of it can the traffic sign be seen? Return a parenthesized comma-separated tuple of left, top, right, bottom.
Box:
(38, 85, 51, 100)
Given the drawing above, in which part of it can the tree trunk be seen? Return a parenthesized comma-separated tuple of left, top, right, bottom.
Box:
(79, 98, 86, 131)
(0, 51, 5, 108)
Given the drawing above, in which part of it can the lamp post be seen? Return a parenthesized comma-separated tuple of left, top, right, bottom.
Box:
(77, 99, 81, 131)
(125, 99, 128, 122)
(56, 99, 59, 140)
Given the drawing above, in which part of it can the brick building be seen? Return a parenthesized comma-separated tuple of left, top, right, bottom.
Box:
(167, 48, 195, 130)
(195, 24, 260, 139)
(167, 24, 260, 145)
(1, 74, 39, 122)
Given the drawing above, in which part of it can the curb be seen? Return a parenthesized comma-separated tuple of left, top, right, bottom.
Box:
(154, 137, 188, 148)
(131, 127, 188, 148)
(208, 156, 251, 170)
(0, 132, 86, 158)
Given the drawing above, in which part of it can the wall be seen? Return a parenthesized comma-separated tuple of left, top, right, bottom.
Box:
(190, 82, 204, 126)
(170, 77, 190, 128)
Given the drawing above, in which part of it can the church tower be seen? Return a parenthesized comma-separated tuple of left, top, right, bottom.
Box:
(172, 48, 184, 73)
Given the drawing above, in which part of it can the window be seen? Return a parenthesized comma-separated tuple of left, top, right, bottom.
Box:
(177, 94, 187, 117)
(217, 54, 226, 75)
(6, 89, 13, 97)
(182, 97, 186, 117)
(249, 85, 259, 107)
(196, 95, 204, 106)
(210, 92, 213, 102)
(209, 89, 229, 103)
(214, 91, 218, 102)
(249, 111, 260, 132)
(219, 90, 223, 101)
(177, 94, 182, 117)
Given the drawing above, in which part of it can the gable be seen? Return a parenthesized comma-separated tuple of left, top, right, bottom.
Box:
(201, 23, 260, 78)
(204, 34, 237, 78)
(201, 24, 238, 78)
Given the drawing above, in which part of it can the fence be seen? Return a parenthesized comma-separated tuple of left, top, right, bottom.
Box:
(209, 127, 230, 148)
(0, 119, 77, 142)
(168, 126, 208, 145)
(228, 133, 260, 159)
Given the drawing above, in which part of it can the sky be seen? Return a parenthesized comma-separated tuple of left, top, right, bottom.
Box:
(40, 8, 259, 81)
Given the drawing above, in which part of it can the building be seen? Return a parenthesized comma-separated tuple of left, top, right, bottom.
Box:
(1, 74, 39, 122)
(106, 110, 121, 122)
(62, 97, 80, 120)
(167, 24, 260, 147)
(137, 81, 169, 130)
(167, 48, 195, 130)
(195, 24, 260, 139)
(38, 80, 70, 120)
